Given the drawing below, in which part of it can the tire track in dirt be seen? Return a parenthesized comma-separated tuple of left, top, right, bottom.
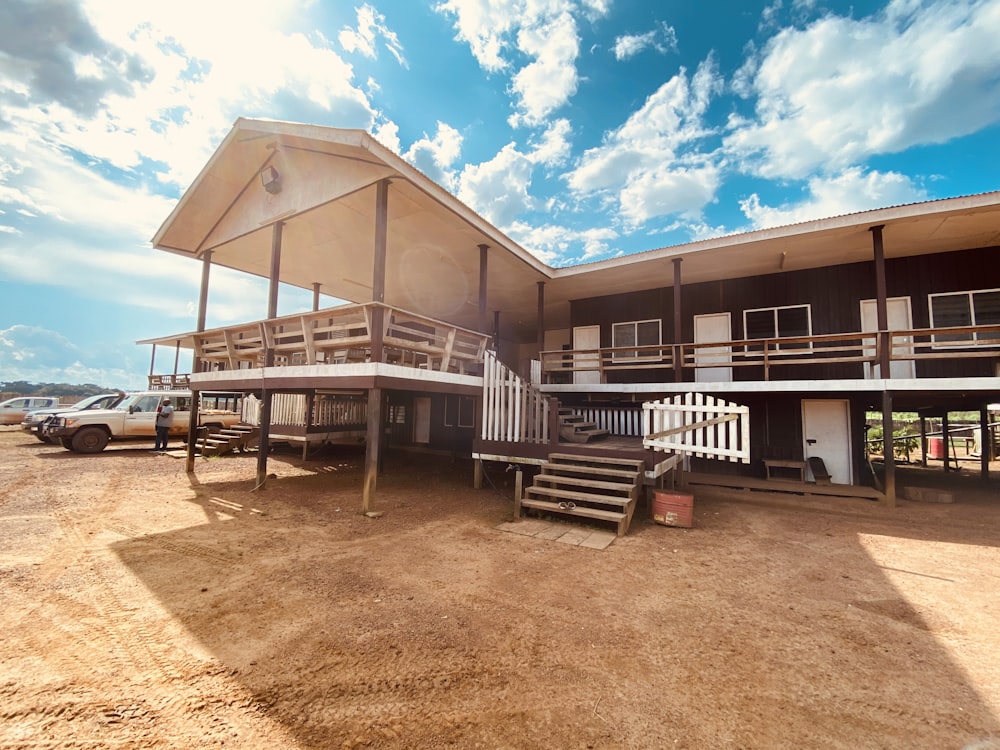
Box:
(104, 523, 233, 566)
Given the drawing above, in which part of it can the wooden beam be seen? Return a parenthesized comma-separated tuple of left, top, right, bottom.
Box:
(870, 225, 890, 375)
(882, 390, 895, 508)
(371, 180, 389, 364)
(479, 244, 489, 334)
(197, 249, 212, 334)
(673, 257, 683, 383)
(268, 222, 283, 320)
(185, 394, 200, 473)
(536, 281, 545, 355)
(942, 411, 951, 472)
(256, 390, 273, 488)
(980, 406, 990, 481)
(362, 387, 383, 513)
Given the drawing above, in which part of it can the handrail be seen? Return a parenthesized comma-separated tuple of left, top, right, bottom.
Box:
(188, 302, 491, 375)
(540, 323, 1000, 382)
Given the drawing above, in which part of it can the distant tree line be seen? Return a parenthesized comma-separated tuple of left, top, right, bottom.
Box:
(0, 381, 115, 401)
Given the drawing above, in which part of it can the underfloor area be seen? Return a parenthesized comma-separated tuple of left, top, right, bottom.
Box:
(1, 426, 999, 749)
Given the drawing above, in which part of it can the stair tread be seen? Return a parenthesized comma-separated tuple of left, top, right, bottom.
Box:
(548, 453, 644, 470)
(520, 498, 625, 521)
(542, 463, 639, 479)
(536, 473, 637, 492)
(525, 486, 632, 507)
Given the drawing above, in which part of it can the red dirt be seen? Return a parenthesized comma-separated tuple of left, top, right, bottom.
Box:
(1, 426, 999, 749)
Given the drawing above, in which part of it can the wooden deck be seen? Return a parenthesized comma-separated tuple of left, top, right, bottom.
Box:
(684, 471, 884, 501)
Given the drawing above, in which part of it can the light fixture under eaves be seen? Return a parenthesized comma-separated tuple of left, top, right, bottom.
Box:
(260, 165, 281, 194)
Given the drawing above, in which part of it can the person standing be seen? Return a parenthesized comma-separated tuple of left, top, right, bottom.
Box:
(154, 398, 175, 453)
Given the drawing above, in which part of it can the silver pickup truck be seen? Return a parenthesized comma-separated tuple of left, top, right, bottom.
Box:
(45, 390, 242, 453)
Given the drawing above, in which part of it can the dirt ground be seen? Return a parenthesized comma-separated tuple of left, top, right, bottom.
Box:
(1, 426, 999, 749)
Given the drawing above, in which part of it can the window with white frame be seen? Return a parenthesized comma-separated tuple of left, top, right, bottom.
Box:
(743, 304, 812, 352)
(444, 395, 476, 428)
(612, 319, 662, 361)
(929, 288, 1000, 345)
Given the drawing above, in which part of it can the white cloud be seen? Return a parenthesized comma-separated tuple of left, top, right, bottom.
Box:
(435, 0, 610, 127)
(455, 119, 574, 229)
(727, 0, 1000, 179)
(458, 143, 537, 227)
(402, 122, 464, 190)
(564, 57, 725, 227)
(0, 325, 147, 390)
(612, 22, 678, 61)
(505, 220, 618, 264)
(739, 168, 928, 228)
(338, 3, 407, 67)
(528, 118, 573, 167)
(508, 10, 580, 127)
(0, 0, 379, 193)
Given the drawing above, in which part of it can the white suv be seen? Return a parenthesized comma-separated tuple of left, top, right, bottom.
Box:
(0, 396, 61, 425)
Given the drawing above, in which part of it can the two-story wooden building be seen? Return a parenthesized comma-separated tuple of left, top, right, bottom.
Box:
(143, 118, 1000, 529)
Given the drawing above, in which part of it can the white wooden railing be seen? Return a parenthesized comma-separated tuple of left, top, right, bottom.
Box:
(242, 393, 367, 428)
(564, 406, 644, 436)
(193, 302, 490, 374)
(481, 351, 551, 444)
(643, 394, 750, 463)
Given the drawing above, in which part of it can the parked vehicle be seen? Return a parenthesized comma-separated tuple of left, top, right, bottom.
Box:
(0, 396, 61, 425)
(44, 390, 242, 453)
(21, 392, 125, 442)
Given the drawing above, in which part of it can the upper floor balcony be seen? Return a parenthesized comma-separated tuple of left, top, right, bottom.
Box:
(144, 302, 492, 389)
(539, 323, 1000, 387)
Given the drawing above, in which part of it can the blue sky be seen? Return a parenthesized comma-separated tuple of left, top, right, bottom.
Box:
(1, 0, 999, 390)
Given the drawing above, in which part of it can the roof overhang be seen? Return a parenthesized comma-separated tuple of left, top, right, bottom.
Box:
(152, 118, 1000, 338)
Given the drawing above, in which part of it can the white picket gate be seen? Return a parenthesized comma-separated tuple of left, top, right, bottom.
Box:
(481, 351, 550, 443)
(642, 393, 750, 463)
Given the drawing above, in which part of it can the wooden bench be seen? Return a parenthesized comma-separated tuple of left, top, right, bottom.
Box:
(807, 456, 832, 485)
(763, 459, 807, 481)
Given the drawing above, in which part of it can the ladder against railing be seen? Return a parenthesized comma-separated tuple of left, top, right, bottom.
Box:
(642, 393, 750, 463)
(482, 351, 550, 444)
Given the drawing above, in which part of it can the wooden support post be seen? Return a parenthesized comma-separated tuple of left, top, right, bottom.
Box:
(370, 180, 389, 364)
(882, 391, 896, 508)
(173, 340, 181, 379)
(479, 244, 489, 335)
(256, 390, 273, 488)
(513, 469, 523, 520)
(185, 395, 200, 473)
(197, 249, 212, 334)
(980, 406, 990, 481)
(312, 282, 321, 312)
(187, 249, 212, 473)
(148, 343, 157, 383)
(302, 391, 315, 461)
(920, 414, 927, 467)
(548, 397, 561, 444)
(474, 458, 484, 490)
(942, 412, 951, 472)
(268, 222, 283, 320)
(870, 225, 891, 376)
(536, 281, 545, 356)
(493, 310, 500, 357)
(673, 257, 683, 383)
(362, 387, 383, 513)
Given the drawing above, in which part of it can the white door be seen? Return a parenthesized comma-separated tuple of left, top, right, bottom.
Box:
(860, 297, 915, 379)
(802, 399, 852, 484)
(694, 312, 733, 383)
(413, 397, 431, 444)
(572, 325, 601, 385)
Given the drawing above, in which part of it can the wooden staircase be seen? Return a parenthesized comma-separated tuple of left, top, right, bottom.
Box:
(196, 424, 259, 457)
(520, 453, 644, 536)
(558, 408, 610, 443)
